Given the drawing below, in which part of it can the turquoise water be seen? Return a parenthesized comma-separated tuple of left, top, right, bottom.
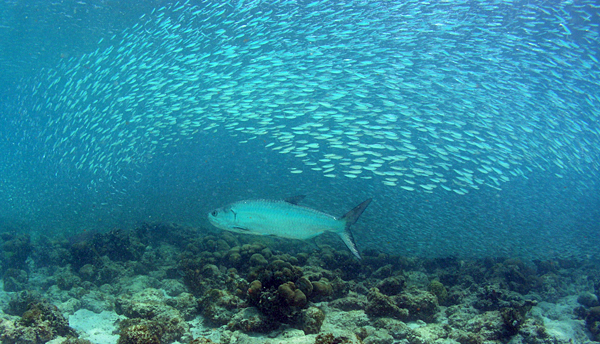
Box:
(0, 0, 599, 259)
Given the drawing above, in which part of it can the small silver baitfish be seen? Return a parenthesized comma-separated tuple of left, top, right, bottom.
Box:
(208, 196, 372, 259)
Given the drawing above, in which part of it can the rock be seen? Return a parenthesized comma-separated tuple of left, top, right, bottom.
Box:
(57, 298, 81, 315)
(365, 288, 408, 320)
(587, 306, 600, 341)
(115, 288, 165, 318)
(300, 306, 325, 334)
(227, 306, 278, 333)
(162, 279, 186, 297)
(1, 234, 32, 271)
(2, 268, 28, 292)
(169, 293, 198, 320)
(363, 329, 394, 344)
(396, 289, 439, 322)
(115, 288, 189, 343)
(577, 292, 599, 308)
(373, 317, 412, 340)
(330, 296, 367, 311)
(78, 264, 96, 281)
(4, 290, 43, 316)
(372, 264, 394, 279)
(376, 276, 405, 296)
(199, 288, 243, 326)
(55, 266, 81, 290)
(354, 325, 375, 341)
(80, 290, 113, 314)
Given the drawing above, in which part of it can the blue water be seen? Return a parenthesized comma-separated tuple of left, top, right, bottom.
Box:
(0, 0, 599, 260)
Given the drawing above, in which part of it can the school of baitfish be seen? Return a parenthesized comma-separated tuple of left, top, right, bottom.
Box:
(23, 0, 600, 194)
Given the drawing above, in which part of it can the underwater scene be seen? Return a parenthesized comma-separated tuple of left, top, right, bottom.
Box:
(1, 0, 600, 343)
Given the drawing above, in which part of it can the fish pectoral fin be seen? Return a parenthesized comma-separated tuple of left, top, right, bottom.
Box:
(233, 226, 250, 232)
(284, 195, 306, 205)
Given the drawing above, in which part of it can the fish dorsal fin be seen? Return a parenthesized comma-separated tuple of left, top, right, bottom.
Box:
(284, 195, 306, 205)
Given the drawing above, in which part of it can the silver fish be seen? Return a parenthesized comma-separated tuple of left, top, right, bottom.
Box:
(208, 196, 372, 259)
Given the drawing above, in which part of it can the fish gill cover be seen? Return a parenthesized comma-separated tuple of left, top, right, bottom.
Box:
(0, 0, 599, 259)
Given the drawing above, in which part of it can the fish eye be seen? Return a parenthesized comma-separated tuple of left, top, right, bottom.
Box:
(211, 210, 218, 217)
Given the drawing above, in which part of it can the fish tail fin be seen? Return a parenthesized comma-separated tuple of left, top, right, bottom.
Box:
(339, 198, 372, 260)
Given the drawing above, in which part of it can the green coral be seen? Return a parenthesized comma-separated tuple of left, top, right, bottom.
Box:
(311, 278, 333, 300)
(427, 280, 448, 305)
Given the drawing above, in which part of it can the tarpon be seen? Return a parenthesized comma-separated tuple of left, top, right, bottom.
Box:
(208, 196, 372, 260)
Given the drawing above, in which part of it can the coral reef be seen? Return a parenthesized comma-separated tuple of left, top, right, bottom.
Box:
(117, 322, 161, 344)
(115, 288, 190, 343)
(314, 332, 354, 344)
(427, 280, 448, 305)
(2, 268, 28, 292)
(0, 299, 77, 344)
(365, 287, 409, 320)
(0, 233, 32, 273)
(199, 288, 243, 326)
(586, 306, 600, 341)
(0, 222, 596, 344)
(227, 306, 277, 333)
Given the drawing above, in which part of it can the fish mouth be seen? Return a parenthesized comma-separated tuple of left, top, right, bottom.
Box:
(207, 215, 221, 229)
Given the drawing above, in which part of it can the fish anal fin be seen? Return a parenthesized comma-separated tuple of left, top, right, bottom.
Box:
(338, 230, 361, 260)
(284, 195, 306, 205)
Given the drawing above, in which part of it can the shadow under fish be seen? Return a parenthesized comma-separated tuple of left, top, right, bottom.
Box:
(208, 195, 371, 260)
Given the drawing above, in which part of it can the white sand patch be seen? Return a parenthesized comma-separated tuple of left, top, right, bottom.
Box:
(69, 309, 125, 344)
(530, 295, 591, 343)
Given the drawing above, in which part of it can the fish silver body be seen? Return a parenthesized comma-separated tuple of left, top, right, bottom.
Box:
(208, 197, 371, 260)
